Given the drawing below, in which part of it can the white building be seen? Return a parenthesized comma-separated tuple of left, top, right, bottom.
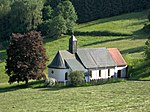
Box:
(48, 35, 127, 82)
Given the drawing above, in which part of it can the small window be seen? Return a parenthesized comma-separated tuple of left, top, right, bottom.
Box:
(108, 69, 110, 76)
(99, 70, 101, 77)
(51, 70, 54, 74)
(65, 72, 68, 80)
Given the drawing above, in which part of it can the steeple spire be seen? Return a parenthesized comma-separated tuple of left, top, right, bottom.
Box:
(69, 35, 77, 54)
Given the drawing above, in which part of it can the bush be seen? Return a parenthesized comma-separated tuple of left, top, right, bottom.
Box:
(69, 71, 85, 87)
(45, 77, 57, 87)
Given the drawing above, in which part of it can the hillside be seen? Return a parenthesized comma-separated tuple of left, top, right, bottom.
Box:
(0, 81, 150, 112)
(0, 10, 150, 83)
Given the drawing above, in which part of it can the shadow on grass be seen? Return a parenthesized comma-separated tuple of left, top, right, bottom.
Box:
(39, 79, 126, 91)
(132, 27, 150, 39)
(121, 46, 144, 54)
(43, 35, 67, 44)
(77, 10, 149, 29)
(129, 60, 150, 80)
(0, 80, 45, 93)
(75, 31, 132, 37)
(83, 36, 131, 47)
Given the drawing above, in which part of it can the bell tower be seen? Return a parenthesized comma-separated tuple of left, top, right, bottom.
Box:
(69, 35, 77, 54)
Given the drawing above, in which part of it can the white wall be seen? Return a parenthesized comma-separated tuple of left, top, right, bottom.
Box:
(90, 68, 115, 80)
(48, 68, 71, 82)
(90, 70, 99, 80)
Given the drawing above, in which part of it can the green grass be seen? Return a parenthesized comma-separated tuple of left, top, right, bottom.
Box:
(0, 10, 150, 83)
(0, 81, 150, 112)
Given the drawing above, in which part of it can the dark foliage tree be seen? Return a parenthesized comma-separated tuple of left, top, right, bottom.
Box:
(145, 37, 150, 60)
(39, 19, 53, 36)
(148, 12, 150, 22)
(9, 0, 43, 33)
(42, 5, 53, 21)
(69, 71, 85, 87)
(6, 31, 47, 84)
(0, 0, 11, 40)
(71, 0, 150, 23)
(44, 0, 61, 9)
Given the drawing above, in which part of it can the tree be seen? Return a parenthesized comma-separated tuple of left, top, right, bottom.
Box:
(148, 11, 150, 22)
(6, 31, 47, 84)
(0, 0, 11, 40)
(145, 37, 150, 60)
(9, 0, 44, 34)
(42, 5, 53, 21)
(55, 0, 77, 34)
(51, 15, 67, 38)
(69, 71, 85, 87)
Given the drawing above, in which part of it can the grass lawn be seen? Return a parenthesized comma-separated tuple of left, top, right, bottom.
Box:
(0, 81, 150, 112)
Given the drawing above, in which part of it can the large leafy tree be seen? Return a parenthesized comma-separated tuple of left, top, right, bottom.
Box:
(51, 15, 67, 38)
(9, 0, 44, 34)
(55, 0, 77, 34)
(6, 31, 47, 84)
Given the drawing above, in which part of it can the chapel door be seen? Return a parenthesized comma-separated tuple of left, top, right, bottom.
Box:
(117, 70, 121, 78)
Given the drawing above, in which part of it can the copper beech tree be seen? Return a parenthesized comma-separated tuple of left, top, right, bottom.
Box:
(6, 31, 47, 84)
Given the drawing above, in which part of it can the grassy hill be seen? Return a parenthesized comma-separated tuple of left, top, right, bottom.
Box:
(0, 10, 150, 83)
(0, 81, 150, 112)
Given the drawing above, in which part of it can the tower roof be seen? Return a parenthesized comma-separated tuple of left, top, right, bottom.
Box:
(47, 51, 66, 69)
(70, 35, 77, 41)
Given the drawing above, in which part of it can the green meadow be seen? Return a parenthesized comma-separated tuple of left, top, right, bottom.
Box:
(0, 10, 150, 112)
(0, 81, 150, 112)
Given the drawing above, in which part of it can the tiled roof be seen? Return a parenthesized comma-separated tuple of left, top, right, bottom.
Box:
(77, 48, 116, 68)
(48, 48, 127, 69)
(108, 48, 127, 66)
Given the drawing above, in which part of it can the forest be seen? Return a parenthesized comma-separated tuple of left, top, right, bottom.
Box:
(0, 0, 150, 41)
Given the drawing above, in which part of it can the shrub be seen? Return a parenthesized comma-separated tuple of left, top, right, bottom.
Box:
(69, 71, 85, 87)
(45, 77, 57, 87)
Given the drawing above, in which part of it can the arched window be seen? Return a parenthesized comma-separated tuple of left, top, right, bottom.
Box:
(51, 70, 54, 74)
(65, 72, 68, 80)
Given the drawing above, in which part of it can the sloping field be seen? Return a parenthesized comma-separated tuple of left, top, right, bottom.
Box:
(0, 81, 150, 112)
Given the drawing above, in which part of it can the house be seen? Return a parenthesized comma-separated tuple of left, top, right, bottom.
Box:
(48, 35, 127, 82)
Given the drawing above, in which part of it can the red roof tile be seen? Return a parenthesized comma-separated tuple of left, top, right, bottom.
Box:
(108, 48, 127, 66)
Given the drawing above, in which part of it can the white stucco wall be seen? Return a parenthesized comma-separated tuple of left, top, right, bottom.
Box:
(48, 68, 71, 82)
(90, 70, 99, 80)
(90, 68, 115, 80)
